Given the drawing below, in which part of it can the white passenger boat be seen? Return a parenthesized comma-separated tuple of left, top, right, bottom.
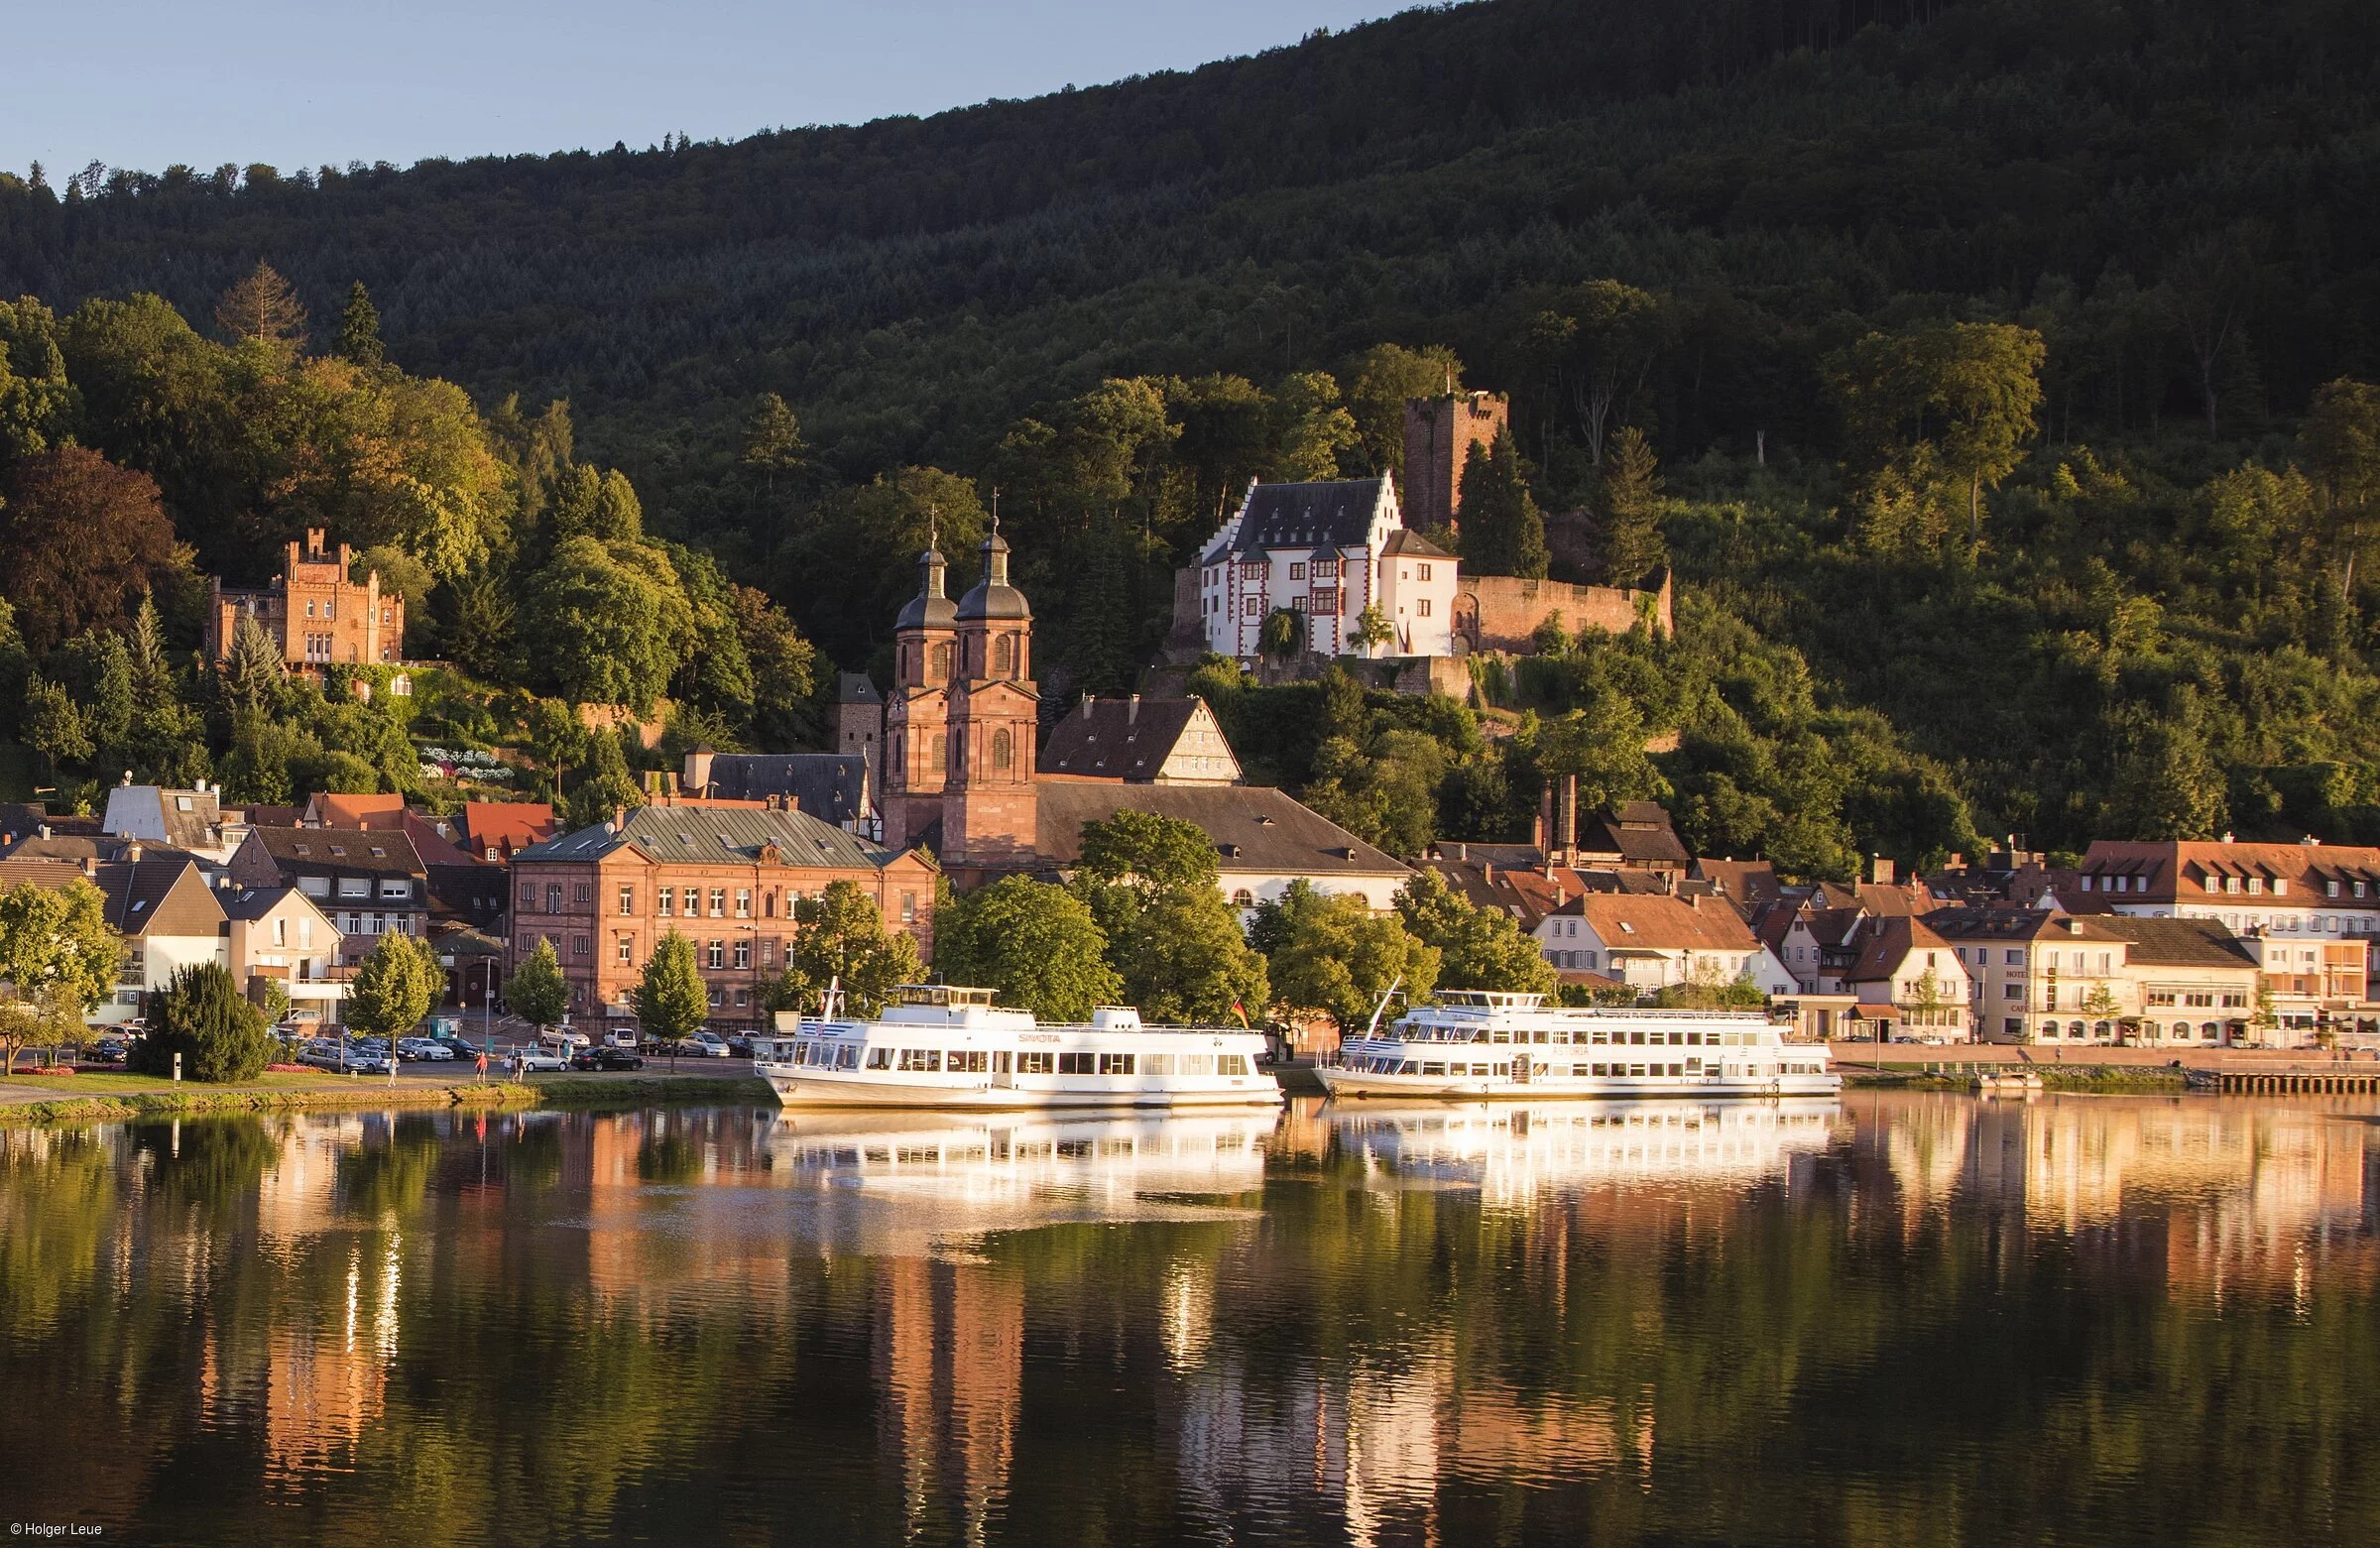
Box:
(1316, 990, 1841, 1100)
(754, 985, 1281, 1110)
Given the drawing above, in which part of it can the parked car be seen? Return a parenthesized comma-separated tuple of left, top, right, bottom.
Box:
(340, 1048, 400, 1075)
(396, 1037, 455, 1061)
(676, 1031, 733, 1058)
(726, 1034, 756, 1058)
(87, 1037, 131, 1066)
(538, 1028, 591, 1053)
(570, 1047, 647, 1072)
(429, 1034, 482, 1062)
(510, 1047, 570, 1074)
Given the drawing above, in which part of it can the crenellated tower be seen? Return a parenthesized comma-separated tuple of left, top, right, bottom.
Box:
(941, 523, 1039, 871)
(882, 533, 958, 851)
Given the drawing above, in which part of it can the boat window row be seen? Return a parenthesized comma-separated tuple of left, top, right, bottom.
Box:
(853, 1047, 1250, 1077)
(787, 1041, 860, 1070)
(1397, 1024, 1768, 1047)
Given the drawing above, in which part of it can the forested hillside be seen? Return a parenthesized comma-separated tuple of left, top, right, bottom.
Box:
(3, 0, 2380, 872)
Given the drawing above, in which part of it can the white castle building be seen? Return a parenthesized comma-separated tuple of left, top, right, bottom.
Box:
(1195, 479, 1459, 660)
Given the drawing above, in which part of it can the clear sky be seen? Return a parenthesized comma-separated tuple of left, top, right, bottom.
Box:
(7, 0, 1404, 179)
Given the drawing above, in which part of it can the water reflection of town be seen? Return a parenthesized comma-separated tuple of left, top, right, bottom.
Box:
(5, 1092, 2376, 1542)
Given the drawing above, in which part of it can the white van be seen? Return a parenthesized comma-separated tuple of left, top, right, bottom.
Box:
(537, 1027, 591, 1053)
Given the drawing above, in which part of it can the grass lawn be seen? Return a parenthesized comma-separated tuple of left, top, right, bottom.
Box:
(0, 1069, 357, 1097)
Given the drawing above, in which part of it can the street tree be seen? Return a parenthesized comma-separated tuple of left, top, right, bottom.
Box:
(1267, 890, 1439, 1030)
(634, 931, 711, 1060)
(1395, 869, 1558, 995)
(774, 880, 922, 1016)
(0, 879, 116, 1073)
(509, 938, 571, 1035)
(346, 932, 439, 1044)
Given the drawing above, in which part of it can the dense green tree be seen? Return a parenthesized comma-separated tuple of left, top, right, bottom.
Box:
(1395, 868, 1558, 995)
(2302, 378, 2380, 602)
(930, 876, 1119, 1020)
(135, 963, 274, 1082)
(1457, 431, 1548, 578)
(1076, 810, 1218, 892)
(508, 938, 571, 1033)
(1266, 889, 1439, 1030)
(633, 931, 712, 1049)
(774, 879, 922, 1016)
(0, 878, 114, 1073)
(346, 932, 439, 1042)
(0, 447, 178, 655)
(1830, 320, 2046, 540)
(1346, 343, 1462, 476)
(519, 536, 694, 711)
(1116, 886, 1269, 1025)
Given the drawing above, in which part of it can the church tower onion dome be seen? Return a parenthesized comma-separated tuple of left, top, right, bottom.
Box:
(895, 539, 958, 631)
(956, 527, 1031, 622)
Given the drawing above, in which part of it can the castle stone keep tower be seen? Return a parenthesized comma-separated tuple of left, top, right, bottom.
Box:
(1401, 390, 1508, 536)
(882, 536, 957, 851)
(941, 525, 1040, 870)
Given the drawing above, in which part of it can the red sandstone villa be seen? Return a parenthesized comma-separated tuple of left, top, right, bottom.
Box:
(206, 529, 406, 667)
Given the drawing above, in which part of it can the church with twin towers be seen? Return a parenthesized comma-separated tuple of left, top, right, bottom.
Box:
(881, 523, 1041, 869)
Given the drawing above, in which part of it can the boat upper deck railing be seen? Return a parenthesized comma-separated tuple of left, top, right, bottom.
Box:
(894, 984, 1000, 1008)
(1409, 998, 1774, 1021)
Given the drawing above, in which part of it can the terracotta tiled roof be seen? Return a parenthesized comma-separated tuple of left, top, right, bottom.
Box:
(1564, 893, 1756, 952)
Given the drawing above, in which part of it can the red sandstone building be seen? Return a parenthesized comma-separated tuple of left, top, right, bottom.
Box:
(207, 529, 405, 666)
(508, 801, 938, 1027)
(882, 526, 1040, 876)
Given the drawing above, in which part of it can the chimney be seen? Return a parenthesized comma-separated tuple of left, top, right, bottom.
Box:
(684, 746, 715, 795)
(2221, 830, 2235, 843)
(126, 843, 142, 863)
(1871, 855, 1895, 886)
(1128, 694, 1140, 725)
(1082, 695, 1096, 719)
(81, 857, 96, 878)
(38, 824, 51, 840)
(1557, 774, 1578, 864)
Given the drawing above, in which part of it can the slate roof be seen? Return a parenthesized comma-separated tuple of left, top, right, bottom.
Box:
(837, 671, 883, 706)
(219, 884, 322, 923)
(1215, 480, 1387, 557)
(517, 803, 899, 871)
(427, 863, 510, 928)
(0, 833, 194, 867)
(244, 826, 426, 878)
(1691, 858, 1782, 909)
(2089, 915, 2261, 970)
(1576, 803, 1691, 868)
(696, 754, 872, 826)
(1032, 783, 1407, 878)
(1379, 528, 1454, 558)
(0, 803, 49, 845)
(93, 858, 226, 939)
(1844, 916, 1957, 983)
(1037, 697, 1210, 781)
(1928, 907, 2129, 945)
(99, 785, 224, 852)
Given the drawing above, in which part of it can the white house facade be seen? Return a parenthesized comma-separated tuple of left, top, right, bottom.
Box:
(1196, 478, 1459, 659)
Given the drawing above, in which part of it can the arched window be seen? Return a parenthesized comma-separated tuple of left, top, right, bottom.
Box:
(930, 643, 951, 681)
(2201, 1021, 2218, 1040)
(995, 633, 1016, 675)
(1232, 889, 1255, 908)
(992, 727, 1013, 772)
(2092, 1020, 2110, 1040)
(2173, 1021, 2191, 1039)
(890, 732, 903, 774)
(2041, 1020, 2060, 1040)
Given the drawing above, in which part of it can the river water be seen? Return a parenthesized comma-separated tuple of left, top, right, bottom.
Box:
(1, 1092, 2375, 1546)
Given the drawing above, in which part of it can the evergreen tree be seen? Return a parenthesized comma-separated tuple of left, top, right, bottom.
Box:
(1457, 432, 1548, 578)
(223, 611, 284, 711)
(740, 393, 805, 497)
(134, 963, 273, 1082)
(1600, 426, 1667, 586)
(336, 281, 384, 367)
